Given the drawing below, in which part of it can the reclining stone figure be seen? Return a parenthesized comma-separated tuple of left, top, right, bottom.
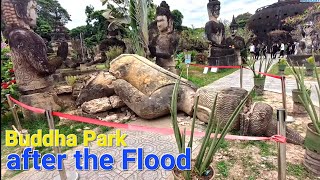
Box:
(109, 54, 304, 145)
(109, 54, 196, 119)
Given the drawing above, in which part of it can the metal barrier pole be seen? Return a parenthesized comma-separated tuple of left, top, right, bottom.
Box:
(281, 76, 287, 111)
(187, 64, 189, 80)
(277, 109, 286, 180)
(240, 65, 243, 88)
(45, 109, 68, 180)
(6, 94, 22, 131)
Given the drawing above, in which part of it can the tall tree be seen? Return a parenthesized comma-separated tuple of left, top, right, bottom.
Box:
(235, 12, 252, 28)
(171, 9, 184, 31)
(35, 0, 71, 40)
(37, 0, 71, 25)
(70, 6, 108, 48)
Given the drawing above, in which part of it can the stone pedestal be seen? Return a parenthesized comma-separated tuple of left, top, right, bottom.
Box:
(292, 102, 307, 114)
(208, 46, 236, 66)
(304, 148, 320, 177)
(20, 92, 61, 120)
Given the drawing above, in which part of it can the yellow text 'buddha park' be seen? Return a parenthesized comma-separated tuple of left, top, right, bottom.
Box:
(5, 129, 127, 147)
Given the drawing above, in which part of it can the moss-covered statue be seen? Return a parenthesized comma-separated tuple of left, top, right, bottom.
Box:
(1, 0, 60, 117)
(225, 16, 246, 65)
(148, 1, 179, 74)
(205, 0, 236, 66)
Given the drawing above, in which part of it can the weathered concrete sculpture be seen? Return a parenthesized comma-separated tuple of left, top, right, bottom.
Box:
(196, 86, 304, 145)
(148, 1, 179, 74)
(109, 54, 196, 119)
(297, 21, 317, 55)
(110, 54, 303, 145)
(205, 0, 236, 66)
(225, 16, 246, 65)
(1, 0, 60, 117)
(240, 102, 303, 145)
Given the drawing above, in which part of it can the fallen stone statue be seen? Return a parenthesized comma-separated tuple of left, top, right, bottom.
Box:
(109, 54, 304, 145)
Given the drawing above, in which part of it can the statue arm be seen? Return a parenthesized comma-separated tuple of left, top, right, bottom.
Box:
(148, 36, 157, 58)
(148, 36, 173, 59)
(155, 52, 172, 59)
(169, 35, 179, 55)
(113, 79, 171, 119)
(9, 30, 56, 75)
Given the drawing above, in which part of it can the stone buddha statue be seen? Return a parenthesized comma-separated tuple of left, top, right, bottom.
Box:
(297, 21, 317, 55)
(1, 0, 60, 116)
(205, 0, 235, 66)
(225, 16, 246, 65)
(148, 1, 179, 74)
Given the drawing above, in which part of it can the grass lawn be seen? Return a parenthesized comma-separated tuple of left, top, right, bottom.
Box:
(95, 63, 108, 70)
(268, 64, 320, 77)
(180, 63, 238, 87)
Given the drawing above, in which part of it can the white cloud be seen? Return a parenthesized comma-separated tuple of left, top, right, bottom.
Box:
(58, 0, 278, 29)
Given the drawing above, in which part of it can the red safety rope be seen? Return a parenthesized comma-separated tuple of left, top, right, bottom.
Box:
(9, 96, 286, 143)
(189, 64, 283, 79)
(189, 64, 241, 69)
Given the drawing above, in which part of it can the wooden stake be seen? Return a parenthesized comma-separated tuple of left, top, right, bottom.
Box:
(281, 76, 287, 111)
(45, 109, 67, 180)
(240, 65, 243, 88)
(6, 94, 22, 131)
(277, 109, 286, 180)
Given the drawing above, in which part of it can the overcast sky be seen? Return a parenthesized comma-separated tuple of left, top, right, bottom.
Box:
(58, 0, 278, 29)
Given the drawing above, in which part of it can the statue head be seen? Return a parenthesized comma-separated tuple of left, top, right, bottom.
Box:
(1, 0, 38, 30)
(207, 0, 221, 19)
(230, 15, 238, 36)
(156, 1, 173, 33)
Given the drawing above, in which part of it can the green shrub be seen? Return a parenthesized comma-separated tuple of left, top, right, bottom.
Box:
(306, 56, 315, 65)
(65, 76, 78, 86)
(106, 46, 123, 61)
(278, 58, 287, 65)
(1, 38, 19, 116)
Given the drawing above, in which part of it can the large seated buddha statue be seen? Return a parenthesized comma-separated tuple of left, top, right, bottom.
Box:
(205, 0, 236, 66)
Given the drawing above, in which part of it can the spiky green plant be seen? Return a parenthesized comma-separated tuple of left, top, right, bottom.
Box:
(65, 76, 77, 87)
(278, 58, 287, 65)
(246, 58, 273, 78)
(101, 0, 149, 57)
(288, 61, 320, 134)
(106, 46, 124, 61)
(171, 76, 252, 179)
(306, 56, 316, 65)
